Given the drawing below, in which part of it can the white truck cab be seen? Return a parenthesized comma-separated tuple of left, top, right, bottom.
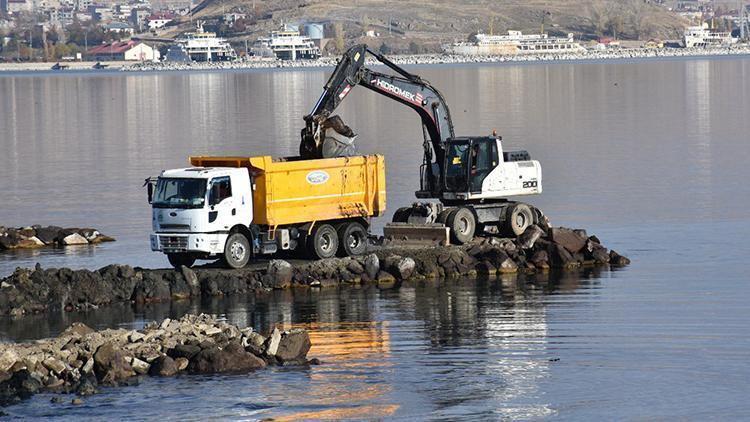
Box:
(149, 167, 253, 268)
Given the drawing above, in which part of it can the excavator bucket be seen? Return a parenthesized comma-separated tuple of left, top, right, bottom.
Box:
(382, 223, 450, 247)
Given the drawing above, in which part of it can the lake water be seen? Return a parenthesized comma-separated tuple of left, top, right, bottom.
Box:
(0, 57, 749, 419)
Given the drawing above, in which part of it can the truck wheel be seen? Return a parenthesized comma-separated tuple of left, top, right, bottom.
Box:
(167, 254, 195, 269)
(392, 207, 411, 223)
(337, 222, 368, 257)
(447, 207, 476, 245)
(224, 233, 251, 269)
(504, 203, 534, 237)
(308, 224, 338, 259)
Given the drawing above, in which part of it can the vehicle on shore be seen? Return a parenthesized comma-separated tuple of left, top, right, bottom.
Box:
(147, 155, 385, 268)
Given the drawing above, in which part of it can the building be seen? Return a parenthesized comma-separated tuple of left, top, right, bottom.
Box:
(85, 40, 160, 61)
(7, 0, 31, 14)
(106, 21, 134, 34)
(147, 12, 172, 30)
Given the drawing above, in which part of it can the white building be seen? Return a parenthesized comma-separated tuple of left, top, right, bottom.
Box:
(147, 17, 171, 30)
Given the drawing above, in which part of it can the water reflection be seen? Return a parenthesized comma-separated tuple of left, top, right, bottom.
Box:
(0, 270, 601, 419)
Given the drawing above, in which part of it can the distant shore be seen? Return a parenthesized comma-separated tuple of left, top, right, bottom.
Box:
(1, 46, 750, 73)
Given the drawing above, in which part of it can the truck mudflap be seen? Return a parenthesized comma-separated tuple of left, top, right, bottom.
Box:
(382, 223, 450, 247)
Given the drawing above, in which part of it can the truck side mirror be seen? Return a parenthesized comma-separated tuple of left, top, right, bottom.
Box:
(143, 177, 156, 204)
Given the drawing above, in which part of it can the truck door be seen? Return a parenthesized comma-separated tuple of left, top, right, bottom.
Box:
(208, 176, 235, 231)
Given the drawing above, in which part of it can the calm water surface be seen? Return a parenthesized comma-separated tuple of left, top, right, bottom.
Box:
(0, 57, 749, 419)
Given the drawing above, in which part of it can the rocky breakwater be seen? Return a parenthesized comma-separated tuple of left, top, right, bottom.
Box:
(0, 226, 114, 250)
(0, 225, 628, 316)
(0, 313, 313, 406)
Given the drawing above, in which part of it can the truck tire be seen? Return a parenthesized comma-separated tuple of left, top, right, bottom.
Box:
(392, 207, 411, 223)
(223, 233, 251, 269)
(337, 221, 367, 257)
(308, 224, 338, 259)
(504, 203, 534, 237)
(447, 207, 476, 245)
(167, 254, 196, 269)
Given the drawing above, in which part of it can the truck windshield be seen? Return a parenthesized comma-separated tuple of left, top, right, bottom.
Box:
(153, 178, 207, 209)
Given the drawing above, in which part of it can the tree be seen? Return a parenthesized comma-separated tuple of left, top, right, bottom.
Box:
(408, 41, 421, 54)
(379, 42, 391, 54)
(587, 1, 610, 37)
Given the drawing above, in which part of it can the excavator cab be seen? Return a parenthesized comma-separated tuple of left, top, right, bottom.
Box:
(443, 137, 499, 195)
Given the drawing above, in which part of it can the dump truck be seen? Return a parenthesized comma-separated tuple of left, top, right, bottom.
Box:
(148, 154, 385, 269)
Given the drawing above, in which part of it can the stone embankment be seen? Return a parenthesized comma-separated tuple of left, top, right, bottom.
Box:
(122, 46, 750, 73)
(0, 225, 629, 317)
(0, 313, 313, 406)
(0, 226, 114, 251)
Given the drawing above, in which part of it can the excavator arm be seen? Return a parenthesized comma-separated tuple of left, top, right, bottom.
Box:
(300, 44, 455, 196)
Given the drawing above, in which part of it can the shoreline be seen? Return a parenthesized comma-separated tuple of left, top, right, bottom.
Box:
(0, 46, 749, 74)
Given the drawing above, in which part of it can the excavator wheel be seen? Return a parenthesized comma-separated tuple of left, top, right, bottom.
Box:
(503, 203, 534, 237)
(446, 207, 476, 245)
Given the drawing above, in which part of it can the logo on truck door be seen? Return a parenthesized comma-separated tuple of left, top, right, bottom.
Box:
(306, 170, 330, 185)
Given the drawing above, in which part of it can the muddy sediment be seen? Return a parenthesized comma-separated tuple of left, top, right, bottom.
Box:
(0, 225, 629, 317)
(0, 313, 313, 406)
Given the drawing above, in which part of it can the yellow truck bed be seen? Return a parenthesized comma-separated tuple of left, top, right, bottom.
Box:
(190, 155, 386, 227)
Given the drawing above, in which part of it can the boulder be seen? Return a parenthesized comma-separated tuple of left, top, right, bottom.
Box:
(167, 344, 201, 360)
(130, 358, 150, 375)
(34, 226, 62, 245)
(390, 257, 416, 280)
(609, 250, 631, 266)
(175, 357, 189, 371)
(0, 350, 19, 372)
(364, 254, 380, 279)
(78, 229, 100, 242)
(266, 260, 293, 289)
(61, 322, 95, 338)
(0, 370, 42, 406)
(148, 356, 178, 377)
(188, 343, 266, 373)
(93, 343, 134, 385)
(530, 250, 550, 269)
(550, 227, 587, 254)
(265, 328, 281, 356)
(275, 329, 311, 363)
(61, 233, 89, 246)
(517, 225, 545, 249)
(42, 358, 66, 376)
(550, 243, 578, 269)
(346, 260, 365, 275)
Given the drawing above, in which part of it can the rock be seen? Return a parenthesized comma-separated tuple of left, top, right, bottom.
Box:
(391, 257, 416, 280)
(550, 243, 578, 269)
(93, 343, 134, 385)
(265, 328, 281, 356)
(130, 358, 150, 375)
(76, 379, 97, 396)
(90, 234, 115, 244)
(275, 329, 311, 364)
(78, 229, 100, 241)
(42, 358, 66, 375)
(376, 271, 396, 284)
(128, 331, 146, 343)
(346, 260, 365, 275)
(167, 344, 201, 360)
(72, 398, 84, 405)
(517, 225, 545, 249)
(34, 226, 62, 245)
(81, 358, 94, 375)
(203, 326, 222, 336)
(531, 250, 550, 269)
(61, 322, 95, 337)
(497, 256, 518, 274)
(175, 357, 189, 371)
(180, 266, 199, 291)
(0, 370, 41, 405)
(476, 261, 497, 276)
(61, 233, 89, 246)
(0, 350, 20, 372)
(267, 260, 293, 289)
(550, 227, 587, 254)
(149, 356, 178, 377)
(609, 250, 631, 266)
(188, 343, 266, 373)
(364, 254, 380, 279)
(51, 396, 64, 404)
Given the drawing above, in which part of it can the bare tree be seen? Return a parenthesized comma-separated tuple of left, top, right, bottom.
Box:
(334, 22, 345, 53)
(587, 0, 610, 37)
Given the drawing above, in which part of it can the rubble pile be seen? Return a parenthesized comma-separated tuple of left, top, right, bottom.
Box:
(0, 226, 114, 250)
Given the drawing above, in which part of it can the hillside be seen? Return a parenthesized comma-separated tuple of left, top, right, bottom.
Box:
(164, 0, 688, 53)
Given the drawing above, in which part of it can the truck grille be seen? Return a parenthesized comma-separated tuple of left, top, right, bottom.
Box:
(159, 236, 188, 252)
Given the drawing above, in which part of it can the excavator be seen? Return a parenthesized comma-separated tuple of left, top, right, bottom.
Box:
(300, 44, 544, 244)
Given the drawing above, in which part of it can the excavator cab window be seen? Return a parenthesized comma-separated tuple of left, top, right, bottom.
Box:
(444, 141, 470, 192)
(468, 138, 498, 193)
